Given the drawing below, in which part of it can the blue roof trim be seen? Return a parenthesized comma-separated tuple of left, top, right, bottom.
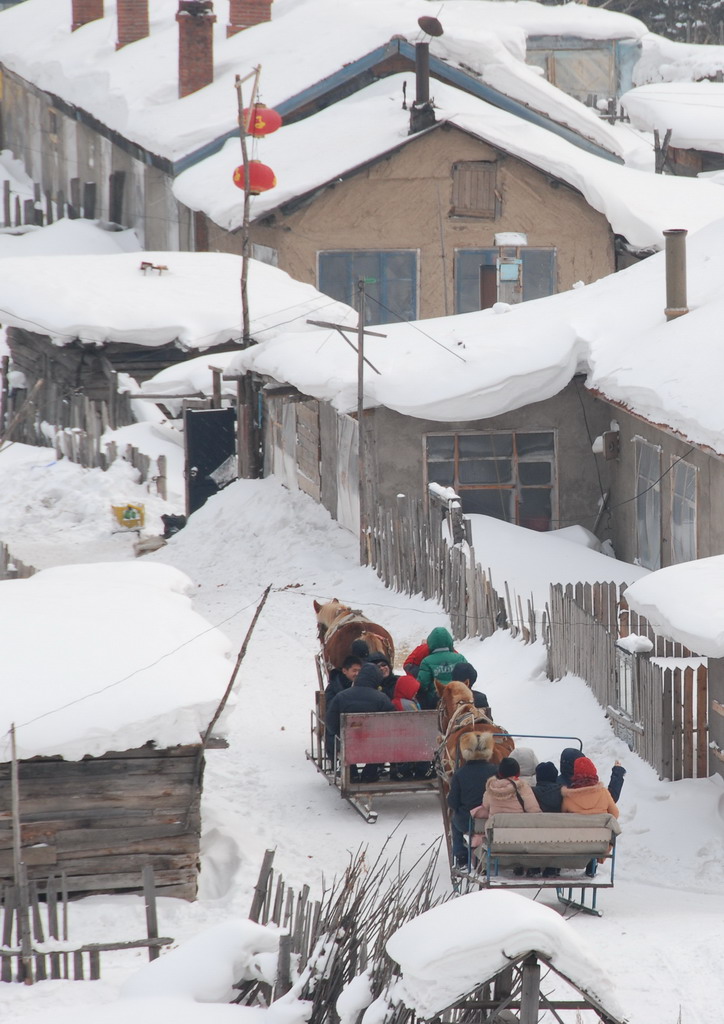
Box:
(171, 40, 401, 175)
(172, 36, 622, 175)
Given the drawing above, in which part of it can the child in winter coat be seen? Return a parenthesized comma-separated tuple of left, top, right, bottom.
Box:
(561, 756, 619, 877)
(416, 627, 467, 708)
(531, 761, 563, 813)
(471, 757, 541, 820)
(558, 747, 626, 802)
(390, 674, 430, 781)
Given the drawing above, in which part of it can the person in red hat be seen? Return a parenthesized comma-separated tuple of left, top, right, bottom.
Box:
(561, 756, 620, 877)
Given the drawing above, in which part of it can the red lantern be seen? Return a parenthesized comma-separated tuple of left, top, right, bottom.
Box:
(232, 161, 277, 195)
(243, 104, 282, 137)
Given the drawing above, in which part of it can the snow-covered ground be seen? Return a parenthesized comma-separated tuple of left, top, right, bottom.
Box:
(0, 437, 722, 1023)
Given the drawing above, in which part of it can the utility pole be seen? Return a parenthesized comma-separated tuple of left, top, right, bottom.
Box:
(234, 66, 261, 345)
(307, 285, 385, 565)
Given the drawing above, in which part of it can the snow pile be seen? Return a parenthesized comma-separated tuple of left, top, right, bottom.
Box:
(622, 81, 724, 153)
(0, 560, 234, 760)
(387, 889, 625, 1019)
(0, 251, 355, 348)
(635, 32, 724, 86)
(0, 0, 639, 163)
(173, 74, 716, 248)
(624, 555, 724, 656)
(228, 216, 724, 457)
(0, 218, 141, 257)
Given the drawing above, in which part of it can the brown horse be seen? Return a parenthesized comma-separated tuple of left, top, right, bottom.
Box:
(314, 598, 395, 670)
(435, 679, 514, 780)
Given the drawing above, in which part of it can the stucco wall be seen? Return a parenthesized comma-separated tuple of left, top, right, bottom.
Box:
(364, 378, 613, 538)
(207, 123, 615, 321)
(600, 403, 724, 567)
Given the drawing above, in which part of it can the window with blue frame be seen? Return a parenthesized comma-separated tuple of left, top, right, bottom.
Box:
(318, 251, 417, 326)
(455, 249, 557, 313)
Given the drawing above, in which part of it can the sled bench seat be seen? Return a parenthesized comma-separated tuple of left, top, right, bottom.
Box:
(483, 812, 621, 871)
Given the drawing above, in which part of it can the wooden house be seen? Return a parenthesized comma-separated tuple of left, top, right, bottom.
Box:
(0, 561, 234, 901)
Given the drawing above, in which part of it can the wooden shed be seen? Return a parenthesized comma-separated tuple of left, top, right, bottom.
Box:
(0, 742, 207, 901)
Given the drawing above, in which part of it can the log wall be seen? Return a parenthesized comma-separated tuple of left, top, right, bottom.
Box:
(0, 744, 203, 901)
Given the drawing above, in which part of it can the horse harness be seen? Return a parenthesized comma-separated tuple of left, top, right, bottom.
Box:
(435, 698, 493, 779)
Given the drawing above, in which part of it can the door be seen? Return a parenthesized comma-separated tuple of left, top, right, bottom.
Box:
(184, 407, 237, 515)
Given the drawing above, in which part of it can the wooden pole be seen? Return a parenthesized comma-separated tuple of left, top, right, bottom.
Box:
(519, 955, 541, 1024)
(142, 865, 160, 962)
(10, 726, 33, 984)
(235, 67, 261, 346)
(201, 584, 272, 746)
(357, 279, 367, 565)
(249, 849, 275, 922)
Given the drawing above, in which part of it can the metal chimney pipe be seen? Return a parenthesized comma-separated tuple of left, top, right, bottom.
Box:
(664, 228, 688, 321)
(415, 42, 430, 105)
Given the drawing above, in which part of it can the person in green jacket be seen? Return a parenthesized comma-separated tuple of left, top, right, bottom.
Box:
(417, 627, 467, 709)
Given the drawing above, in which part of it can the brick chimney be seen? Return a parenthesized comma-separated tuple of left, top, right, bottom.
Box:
(116, 0, 149, 49)
(72, 0, 104, 32)
(227, 0, 272, 37)
(176, 1, 217, 99)
(664, 228, 688, 321)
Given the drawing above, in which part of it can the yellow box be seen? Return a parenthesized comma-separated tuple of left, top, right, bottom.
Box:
(111, 503, 145, 530)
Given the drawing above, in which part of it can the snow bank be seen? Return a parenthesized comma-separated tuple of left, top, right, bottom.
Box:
(0, 561, 234, 759)
(622, 82, 724, 153)
(386, 889, 625, 1020)
(0, 251, 355, 349)
(635, 32, 724, 86)
(0, 218, 141, 257)
(624, 555, 724, 656)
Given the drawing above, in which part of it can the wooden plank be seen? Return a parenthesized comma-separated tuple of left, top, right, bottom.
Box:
(683, 666, 694, 778)
(56, 830, 198, 855)
(0, 757, 199, 781)
(696, 664, 709, 779)
(143, 865, 160, 962)
(672, 667, 683, 780)
(0, 846, 57, 871)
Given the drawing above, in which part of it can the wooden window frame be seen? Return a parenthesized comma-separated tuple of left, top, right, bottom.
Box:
(450, 161, 497, 219)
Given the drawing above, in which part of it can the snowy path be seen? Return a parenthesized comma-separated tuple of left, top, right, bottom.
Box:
(0, 459, 722, 1023)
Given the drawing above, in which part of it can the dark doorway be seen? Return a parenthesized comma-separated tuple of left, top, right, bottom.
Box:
(479, 264, 497, 309)
(184, 408, 237, 516)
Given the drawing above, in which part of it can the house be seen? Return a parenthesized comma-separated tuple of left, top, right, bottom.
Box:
(0, 0, 641, 257)
(175, 71, 724, 323)
(622, 81, 724, 176)
(0, 561, 234, 900)
(218, 217, 724, 575)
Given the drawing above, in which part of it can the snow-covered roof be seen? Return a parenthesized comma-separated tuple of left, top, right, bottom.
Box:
(175, 73, 724, 251)
(0, 0, 641, 167)
(635, 32, 724, 87)
(386, 889, 626, 1021)
(624, 556, 724, 657)
(0, 562, 234, 760)
(0, 250, 355, 349)
(622, 82, 724, 154)
(231, 217, 724, 456)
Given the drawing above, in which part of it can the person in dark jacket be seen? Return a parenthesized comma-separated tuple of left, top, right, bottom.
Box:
(558, 747, 626, 803)
(532, 761, 562, 812)
(325, 663, 394, 774)
(367, 652, 398, 700)
(350, 639, 370, 662)
(450, 662, 493, 718)
(417, 627, 467, 709)
(324, 656, 362, 702)
(447, 731, 498, 867)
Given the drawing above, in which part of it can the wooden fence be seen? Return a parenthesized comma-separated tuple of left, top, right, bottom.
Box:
(545, 582, 710, 780)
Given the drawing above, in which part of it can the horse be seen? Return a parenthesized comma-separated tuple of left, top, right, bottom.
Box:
(313, 598, 395, 670)
(435, 679, 514, 781)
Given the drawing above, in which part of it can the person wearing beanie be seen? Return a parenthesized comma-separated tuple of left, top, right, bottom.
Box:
(561, 756, 620, 817)
(416, 627, 467, 709)
(350, 639, 370, 662)
(389, 674, 425, 781)
(447, 731, 498, 867)
(558, 746, 626, 802)
(324, 663, 393, 777)
(367, 652, 398, 700)
(532, 760, 563, 813)
(471, 756, 541, 820)
(450, 662, 493, 717)
(511, 746, 539, 783)
(324, 655, 362, 702)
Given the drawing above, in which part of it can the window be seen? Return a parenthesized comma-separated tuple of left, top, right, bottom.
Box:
(634, 438, 661, 570)
(671, 459, 697, 564)
(318, 251, 417, 326)
(426, 430, 556, 530)
(455, 249, 557, 312)
(451, 161, 497, 218)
